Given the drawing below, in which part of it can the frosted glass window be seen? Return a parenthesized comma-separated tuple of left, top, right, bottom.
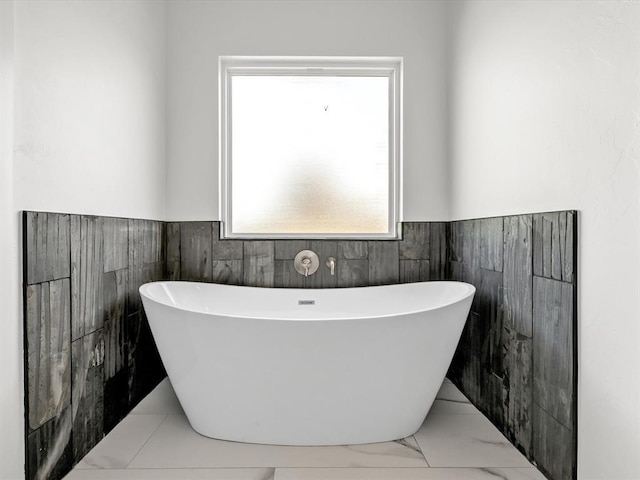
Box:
(220, 57, 401, 238)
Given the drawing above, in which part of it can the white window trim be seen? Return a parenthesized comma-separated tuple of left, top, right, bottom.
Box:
(219, 56, 403, 239)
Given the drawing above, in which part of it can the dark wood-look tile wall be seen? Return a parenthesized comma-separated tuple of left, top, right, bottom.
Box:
(23, 212, 166, 480)
(23, 212, 576, 480)
(429, 222, 447, 280)
(25, 212, 70, 284)
(26, 408, 73, 480)
(169, 221, 438, 290)
(243, 241, 275, 287)
(25, 279, 71, 431)
(179, 222, 211, 282)
(71, 215, 104, 341)
(71, 330, 105, 462)
(447, 211, 577, 480)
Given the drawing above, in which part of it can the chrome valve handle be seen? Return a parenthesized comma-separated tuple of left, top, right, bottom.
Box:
(294, 250, 319, 277)
(326, 257, 336, 276)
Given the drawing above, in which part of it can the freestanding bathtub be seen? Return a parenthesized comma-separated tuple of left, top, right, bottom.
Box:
(139, 281, 475, 446)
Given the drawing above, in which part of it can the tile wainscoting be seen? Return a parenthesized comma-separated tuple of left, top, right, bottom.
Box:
(22, 211, 576, 480)
(166, 221, 447, 288)
(23, 213, 167, 480)
(447, 212, 577, 480)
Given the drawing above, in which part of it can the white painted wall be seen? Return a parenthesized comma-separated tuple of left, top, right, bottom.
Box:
(166, 0, 450, 221)
(0, 2, 23, 478)
(6, 2, 638, 479)
(14, 0, 167, 219)
(2, 1, 167, 478)
(449, 1, 640, 478)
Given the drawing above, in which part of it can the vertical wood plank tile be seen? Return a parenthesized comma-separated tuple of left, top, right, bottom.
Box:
(127, 311, 165, 407)
(166, 262, 180, 281)
(462, 219, 481, 285)
(140, 220, 163, 265)
(103, 369, 129, 434)
(165, 222, 180, 263)
(103, 269, 127, 380)
(551, 211, 576, 283)
(142, 220, 161, 262)
(449, 260, 464, 282)
(368, 241, 399, 285)
(125, 311, 142, 406)
(337, 259, 369, 288)
(481, 371, 506, 431)
(429, 222, 447, 280)
(25, 212, 71, 284)
(128, 219, 143, 269)
(26, 408, 73, 480)
(503, 215, 533, 337)
(275, 240, 308, 260)
(306, 241, 338, 288)
(126, 219, 146, 316)
(156, 221, 165, 263)
(243, 241, 274, 287)
(47, 213, 71, 283)
(542, 215, 553, 278)
(533, 276, 574, 429)
(73, 364, 104, 463)
(139, 220, 151, 265)
(450, 311, 483, 401)
(473, 268, 504, 377)
(70, 215, 81, 338)
(448, 221, 464, 263)
(165, 222, 181, 281)
(212, 239, 244, 260)
(139, 261, 164, 291)
(275, 260, 304, 288)
(71, 330, 105, 462)
(337, 241, 368, 259)
(126, 266, 143, 318)
(71, 216, 104, 340)
(26, 279, 71, 430)
(561, 211, 575, 283)
(399, 259, 429, 283)
(532, 214, 544, 277)
(550, 213, 562, 280)
(399, 222, 429, 260)
(503, 327, 532, 456)
(532, 211, 575, 284)
(212, 260, 243, 285)
(179, 222, 212, 282)
(532, 403, 575, 480)
(103, 218, 128, 273)
(480, 217, 504, 272)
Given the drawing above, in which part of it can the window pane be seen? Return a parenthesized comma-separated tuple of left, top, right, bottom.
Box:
(230, 75, 390, 235)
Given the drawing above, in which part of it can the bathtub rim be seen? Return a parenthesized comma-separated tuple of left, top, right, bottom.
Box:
(139, 280, 476, 322)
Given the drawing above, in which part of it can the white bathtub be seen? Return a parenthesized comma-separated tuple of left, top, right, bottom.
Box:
(139, 281, 475, 446)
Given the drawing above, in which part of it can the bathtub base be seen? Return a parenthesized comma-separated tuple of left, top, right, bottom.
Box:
(140, 281, 475, 446)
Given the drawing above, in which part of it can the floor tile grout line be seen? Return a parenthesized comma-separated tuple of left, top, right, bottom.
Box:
(408, 435, 430, 468)
(123, 413, 169, 470)
(105, 466, 542, 470)
(272, 466, 541, 469)
(409, 435, 430, 468)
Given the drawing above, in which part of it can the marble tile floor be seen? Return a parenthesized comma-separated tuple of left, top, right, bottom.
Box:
(64, 379, 546, 480)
